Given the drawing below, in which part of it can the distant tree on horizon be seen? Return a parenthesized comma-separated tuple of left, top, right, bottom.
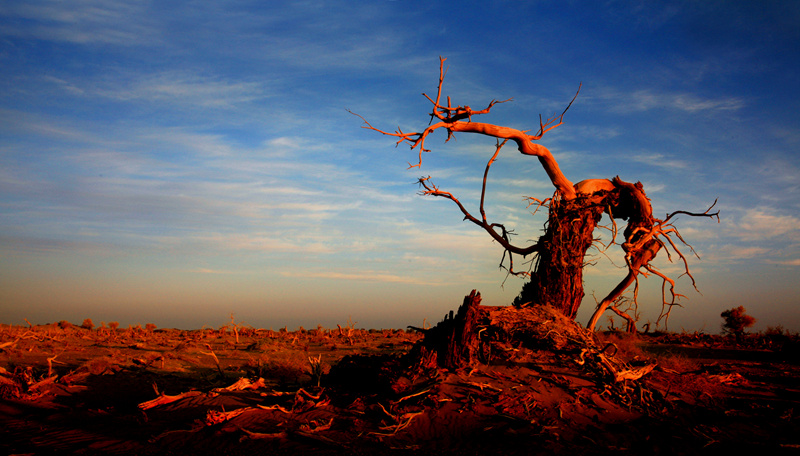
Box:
(721, 306, 756, 338)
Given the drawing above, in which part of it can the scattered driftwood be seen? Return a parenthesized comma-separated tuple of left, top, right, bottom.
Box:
(0, 330, 42, 351)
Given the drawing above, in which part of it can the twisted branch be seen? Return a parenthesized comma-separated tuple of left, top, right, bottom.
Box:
(587, 197, 720, 331)
(350, 56, 580, 199)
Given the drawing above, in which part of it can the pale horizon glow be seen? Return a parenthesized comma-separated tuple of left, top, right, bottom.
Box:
(1, 1, 799, 333)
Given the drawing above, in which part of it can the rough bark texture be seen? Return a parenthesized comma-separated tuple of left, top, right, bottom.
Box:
(414, 290, 483, 370)
(516, 195, 606, 319)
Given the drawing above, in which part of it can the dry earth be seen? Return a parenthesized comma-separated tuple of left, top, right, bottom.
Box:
(2, 306, 799, 455)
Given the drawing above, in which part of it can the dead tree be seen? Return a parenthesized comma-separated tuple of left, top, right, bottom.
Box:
(353, 57, 718, 331)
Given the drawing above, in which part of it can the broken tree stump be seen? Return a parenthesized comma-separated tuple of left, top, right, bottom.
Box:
(413, 289, 483, 370)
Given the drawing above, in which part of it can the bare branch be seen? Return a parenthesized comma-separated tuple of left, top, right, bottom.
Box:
(349, 56, 579, 198)
(524, 196, 551, 216)
(532, 83, 582, 139)
(480, 139, 509, 223)
(423, 57, 512, 123)
(417, 176, 539, 258)
(663, 199, 720, 224)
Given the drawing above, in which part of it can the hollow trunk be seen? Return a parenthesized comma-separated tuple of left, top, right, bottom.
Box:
(515, 196, 606, 319)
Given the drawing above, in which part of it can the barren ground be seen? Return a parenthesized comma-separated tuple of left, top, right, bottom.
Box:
(2, 314, 799, 455)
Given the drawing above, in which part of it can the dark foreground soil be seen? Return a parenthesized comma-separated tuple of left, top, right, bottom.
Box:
(2, 307, 799, 455)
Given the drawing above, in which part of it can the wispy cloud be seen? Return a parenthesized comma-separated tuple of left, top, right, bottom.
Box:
(628, 151, 689, 170)
(97, 72, 268, 109)
(282, 270, 441, 286)
(768, 259, 800, 266)
(735, 208, 800, 241)
(588, 88, 745, 114)
(754, 156, 800, 188)
(190, 268, 235, 275)
(703, 245, 773, 262)
(191, 233, 334, 255)
(0, 108, 97, 142)
(0, 0, 158, 45)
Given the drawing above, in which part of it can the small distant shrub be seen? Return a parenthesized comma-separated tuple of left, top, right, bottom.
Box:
(145, 323, 157, 333)
(81, 318, 94, 331)
(58, 320, 71, 330)
(765, 325, 786, 337)
(721, 306, 756, 338)
(108, 322, 119, 331)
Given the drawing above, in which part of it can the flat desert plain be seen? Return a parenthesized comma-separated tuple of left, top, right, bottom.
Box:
(2, 307, 799, 455)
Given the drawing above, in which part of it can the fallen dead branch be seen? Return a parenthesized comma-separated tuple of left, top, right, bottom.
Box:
(210, 377, 266, 395)
(140, 377, 271, 409)
(138, 390, 203, 410)
(28, 375, 58, 392)
(206, 406, 257, 425)
(612, 363, 657, 382)
(256, 403, 293, 414)
(395, 387, 432, 403)
(239, 428, 288, 441)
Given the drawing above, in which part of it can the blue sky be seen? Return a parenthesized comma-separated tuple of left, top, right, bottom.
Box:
(1, 1, 799, 332)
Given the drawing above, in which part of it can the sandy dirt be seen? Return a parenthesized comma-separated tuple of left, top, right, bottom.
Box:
(2, 314, 799, 455)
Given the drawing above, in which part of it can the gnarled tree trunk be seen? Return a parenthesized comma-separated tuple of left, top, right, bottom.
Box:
(515, 195, 606, 319)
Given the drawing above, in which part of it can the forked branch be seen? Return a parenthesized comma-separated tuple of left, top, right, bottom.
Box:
(350, 56, 580, 199)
